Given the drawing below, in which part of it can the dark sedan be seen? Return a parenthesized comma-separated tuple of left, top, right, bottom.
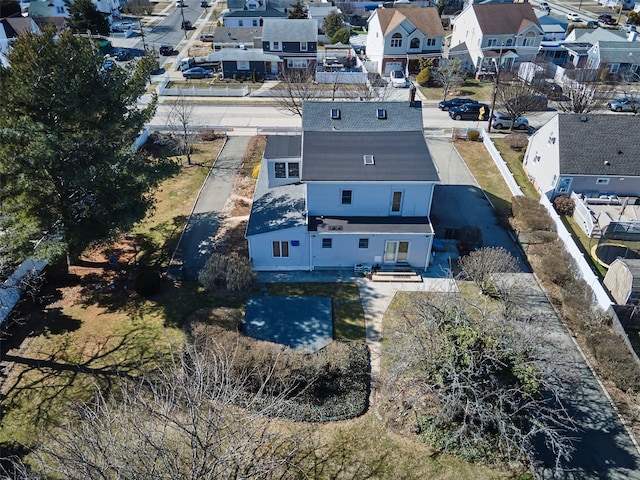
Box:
(449, 103, 490, 121)
(438, 97, 474, 111)
(182, 67, 214, 79)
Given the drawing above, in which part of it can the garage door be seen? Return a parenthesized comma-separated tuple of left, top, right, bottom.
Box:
(385, 62, 403, 75)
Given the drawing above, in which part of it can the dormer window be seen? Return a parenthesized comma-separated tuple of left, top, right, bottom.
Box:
(331, 108, 340, 119)
(376, 109, 387, 119)
(364, 155, 375, 165)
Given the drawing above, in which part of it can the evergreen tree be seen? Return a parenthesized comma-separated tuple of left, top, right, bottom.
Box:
(323, 11, 344, 38)
(287, 0, 307, 19)
(67, 0, 110, 36)
(0, 27, 173, 262)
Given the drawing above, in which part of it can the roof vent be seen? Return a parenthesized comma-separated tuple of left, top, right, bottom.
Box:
(330, 108, 340, 120)
(618, 149, 624, 155)
(580, 114, 588, 122)
(376, 108, 387, 119)
(605, 160, 611, 166)
(364, 154, 375, 165)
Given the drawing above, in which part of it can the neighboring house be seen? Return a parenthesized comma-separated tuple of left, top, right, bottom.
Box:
(308, 4, 340, 33)
(209, 47, 282, 78)
(447, 3, 543, 73)
(522, 113, 640, 199)
(0, 16, 40, 53)
(222, 7, 286, 28)
(586, 40, 640, 78)
(26, 0, 70, 18)
(446, 41, 475, 71)
(262, 18, 318, 71)
(564, 26, 627, 43)
(604, 258, 640, 305)
(227, 0, 265, 11)
(246, 101, 440, 271)
(211, 27, 263, 50)
(366, 5, 445, 75)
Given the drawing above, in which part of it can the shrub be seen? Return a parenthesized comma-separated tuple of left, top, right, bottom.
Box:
(504, 133, 528, 151)
(535, 240, 578, 287)
(198, 253, 255, 291)
(553, 195, 575, 216)
(252, 163, 261, 179)
(134, 269, 162, 296)
(512, 196, 555, 232)
(416, 67, 430, 86)
(199, 254, 229, 290)
(467, 130, 480, 142)
(330, 27, 350, 44)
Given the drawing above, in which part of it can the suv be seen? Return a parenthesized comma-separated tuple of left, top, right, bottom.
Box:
(159, 44, 175, 56)
(598, 13, 616, 25)
(491, 112, 529, 130)
(389, 69, 408, 88)
(449, 103, 490, 121)
(438, 97, 474, 111)
(181, 20, 193, 30)
(608, 98, 640, 112)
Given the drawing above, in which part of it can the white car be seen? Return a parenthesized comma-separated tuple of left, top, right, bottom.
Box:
(389, 69, 408, 88)
(566, 12, 581, 22)
(176, 0, 185, 6)
(539, 2, 550, 10)
(491, 112, 529, 130)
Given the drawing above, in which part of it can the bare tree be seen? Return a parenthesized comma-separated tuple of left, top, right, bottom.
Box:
(167, 93, 195, 165)
(555, 78, 612, 114)
(14, 337, 316, 480)
(458, 246, 520, 297)
(273, 66, 319, 117)
(385, 290, 576, 473)
(496, 80, 540, 127)
(431, 59, 464, 102)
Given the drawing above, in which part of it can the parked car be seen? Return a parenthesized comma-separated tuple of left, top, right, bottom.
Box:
(159, 44, 176, 56)
(532, 79, 563, 100)
(449, 103, 490, 121)
(110, 21, 133, 32)
(200, 0, 208, 6)
(200, 33, 215, 42)
(539, 1, 550, 10)
(176, 0, 185, 6)
(608, 98, 640, 112)
(623, 23, 637, 32)
(182, 67, 214, 79)
(566, 12, 581, 22)
(389, 69, 408, 88)
(181, 20, 193, 30)
(113, 49, 132, 61)
(586, 20, 598, 27)
(438, 97, 474, 111)
(491, 112, 529, 130)
(598, 13, 616, 25)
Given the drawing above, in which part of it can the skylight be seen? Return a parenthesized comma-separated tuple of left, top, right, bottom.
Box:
(331, 108, 341, 119)
(364, 155, 375, 165)
(376, 108, 387, 119)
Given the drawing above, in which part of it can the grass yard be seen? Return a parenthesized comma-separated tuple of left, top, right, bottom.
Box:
(563, 216, 608, 278)
(418, 78, 495, 103)
(453, 140, 512, 216)
(263, 282, 366, 341)
(492, 138, 539, 200)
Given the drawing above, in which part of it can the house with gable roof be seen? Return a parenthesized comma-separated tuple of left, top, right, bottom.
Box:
(245, 100, 440, 271)
(0, 16, 40, 53)
(447, 3, 543, 73)
(522, 113, 640, 200)
(366, 5, 445, 75)
(262, 18, 318, 71)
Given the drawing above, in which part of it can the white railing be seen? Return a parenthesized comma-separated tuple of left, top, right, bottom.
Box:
(480, 128, 524, 197)
(315, 71, 368, 84)
(256, 126, 301, 135)
(571, 191, 596, 238)
(158, 76, 249, 97)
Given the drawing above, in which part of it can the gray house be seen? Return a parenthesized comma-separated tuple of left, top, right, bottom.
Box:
(523, 113, 640, 199)
(262, 18, 318, 71)
(209, 48, 282, 79)
(245, 101, 440, 271)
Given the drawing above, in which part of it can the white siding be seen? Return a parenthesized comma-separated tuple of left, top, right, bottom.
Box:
(522, 115, 561, 198)
(306, 182, 434, 217)
(267, 158, 302, 188)
(366, 12, 385, 74)
(248, 226, 311, 271)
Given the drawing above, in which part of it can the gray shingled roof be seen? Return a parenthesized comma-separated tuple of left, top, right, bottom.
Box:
(592, 41, 640, 64)
(246, 158, 306, 236)
(224, 7, 286, 18)
(264, 135, 301, 159)
(301, 130, 439, 182)
(302, 101, 423, 132)
(472, 3, 541, 35)
(261, 18, 318, 42)
(209, 49, 283, 62)
(212, 27, 262, 44)
(558, 114, 640, 176)
(308, 215, 433, 234)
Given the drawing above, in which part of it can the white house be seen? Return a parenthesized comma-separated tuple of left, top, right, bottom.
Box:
(366, 6, 444, 75)
(447, 3, 543, 73)
(522, 113, 640, 199)
(245, 101, 440, 271)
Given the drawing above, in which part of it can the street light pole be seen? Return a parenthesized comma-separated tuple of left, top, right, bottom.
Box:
(180, 6, 187, 39)
(488, 42, 505, 134)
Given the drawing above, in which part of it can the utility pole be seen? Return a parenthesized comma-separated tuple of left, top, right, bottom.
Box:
(139, 19, 147, 51)
(181, 6, 188, 39)
(488, 42, 505, 134)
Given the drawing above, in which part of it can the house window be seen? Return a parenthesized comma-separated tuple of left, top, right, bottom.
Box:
(272, 241, 289, 257)
(341, 190, 352, 205)
(275, 162, 286, 178)
(487, 38, 498, 47)
(548, 133, 556, 145)
(596, 178, 610, 185)
(410, 38, 420, 49)
(237, 60, 250, 70)
(551, 174, 557, 187)
(287, 162, 299, 178)
(609, 63, 620, 74)
(300, 41, 308, 51)
(391, 33, 402, 48)
(425, 38, 436, 47)
(391, 191, 402, 213)
(287, 58, 308, 68)
(359, 238, 369, 249)
(239, 20, 244, 26)
(56, 6, 64, 13)
(322, 238, 332, 248)
(253, 19, 258, 26)
(505, 38, 514, 47)
(522, 32, 536, 47)
(272, 41, 280, 51)
(533, 153, 541, 163)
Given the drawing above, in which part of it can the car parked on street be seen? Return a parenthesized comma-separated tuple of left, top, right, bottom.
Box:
(176, 0, 185, 6)
(539, 2, 550, 10)
(113, 49, 132, 61)
(566, 12, 581, 22)
(598, 13, 616, 25)
(159, 44, 176, 56)
(491, 112, 529, 130)
(389, 69, 408, 88)
(102, 59, 116, 72)
(623, 23, 637, 32)
(182, 67, 214, 79)
(449, 103, 490, 121)
(531, 79, 563, 100)
(438, 97, 474, 111)
(608, 98, 640, 112)
(181, 20, 193, 30)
